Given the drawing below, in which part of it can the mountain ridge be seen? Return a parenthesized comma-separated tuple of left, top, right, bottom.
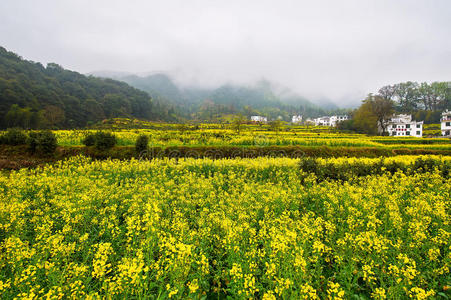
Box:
(90, 71, 339, 120)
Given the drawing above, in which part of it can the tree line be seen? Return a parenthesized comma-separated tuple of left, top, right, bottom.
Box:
(378, 81, 449, 112)
(339, 81, 450, 135)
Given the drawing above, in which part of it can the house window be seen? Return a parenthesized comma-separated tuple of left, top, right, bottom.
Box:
(406, 124, 410, 128)
(416, 131, 420, 135)
(446, 122, 451, 126)
(416, 124, 420, 128)
(406, 131, 410, 136)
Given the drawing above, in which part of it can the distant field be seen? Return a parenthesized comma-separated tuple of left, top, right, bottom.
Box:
(423, 124, 442, 136)
(1, 123, 450, 171)
(50, 123, 451, 152)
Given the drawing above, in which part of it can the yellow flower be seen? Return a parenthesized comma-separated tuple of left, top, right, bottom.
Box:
(262, 290, 276, 300)
(188, 279, 199, 294)
(371, 287, 386, 299)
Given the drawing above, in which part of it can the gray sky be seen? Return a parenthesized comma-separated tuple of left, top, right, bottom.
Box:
(1, 0, 450, 107)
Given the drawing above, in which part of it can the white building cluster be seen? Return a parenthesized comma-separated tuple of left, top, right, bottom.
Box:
(385, 114, 423, 137)
(291, 115, 303, 124)
(313, 115, 348, 127)
(250, 115, 267, 123)
(442, 110, 451, 137)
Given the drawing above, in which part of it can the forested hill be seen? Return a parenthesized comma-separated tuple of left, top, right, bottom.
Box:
(0, 46, 178, 129)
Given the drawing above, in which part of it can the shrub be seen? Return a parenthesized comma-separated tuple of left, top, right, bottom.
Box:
(94, 132, 117, 151)
(135, 134, 149, 155)
(27, 130, 58, 155)
(412, 157, 439, 172)
(1, 128, 27, 145)
(27, 132, 39, 153)
(299, 157, 319, 174)
(384, 161, 405, 174)
(82, 134, 96, 146)
(82, 132, 117, 151)
(298, 156, 451, 183)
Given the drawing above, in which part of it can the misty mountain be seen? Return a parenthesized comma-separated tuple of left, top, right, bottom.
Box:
(91, 71, 335, 120)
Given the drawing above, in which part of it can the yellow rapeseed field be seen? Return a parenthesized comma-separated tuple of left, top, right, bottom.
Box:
(0, 156, 450, 299)
(52, 125, 451, 151)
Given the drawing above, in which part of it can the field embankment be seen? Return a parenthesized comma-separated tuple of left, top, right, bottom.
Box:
(2, 144, 451, 170)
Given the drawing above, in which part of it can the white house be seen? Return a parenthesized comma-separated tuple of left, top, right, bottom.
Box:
(314, 115, 348, 127)
(250, 115, 267, 123)
(385, 114, 423, 137)
(304, 118, 315, 125)
(330, 115, 348, 126)
(441, 110, 451, 137)
(291, 115, 303, 124)
(314, 116, 331, 126)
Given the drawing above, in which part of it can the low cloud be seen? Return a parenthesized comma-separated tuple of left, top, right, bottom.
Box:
(1, 0, 450, 106)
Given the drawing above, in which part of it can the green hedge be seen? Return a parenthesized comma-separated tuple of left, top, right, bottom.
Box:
(372, 138, 450, 145)
(299, 156, 451, 182)
(75, 145, 451, 160)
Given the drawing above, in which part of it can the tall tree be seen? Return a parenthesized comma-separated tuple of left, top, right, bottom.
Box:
(43, 105, 65, 127)
(418, 82, 434, 110)
(232, 114, 246, 133)
(353, 94, 394, 135)
(393, 81, 419, 112)
(371, 95, 394, 135)
(378, 85, 396, 101)
(430, 81, 448, 111)
(5, 104, 21, 128)
(353, 100, 378, 135)
(269, 119, 283, 133)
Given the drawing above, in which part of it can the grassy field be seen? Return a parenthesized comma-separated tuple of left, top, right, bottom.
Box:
(0, 155, 450, 299)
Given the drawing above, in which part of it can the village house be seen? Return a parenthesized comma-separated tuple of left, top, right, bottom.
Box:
(314, 115, 348, 127)
(385, 114, 423, 137)
(291, 115, 302, 124)
(250, 115, 267, 123)
(441, 110, 451, 137)
(330, 115, 348, 126)
(313, 116, 330, 126)
(304, 118, 315, 125)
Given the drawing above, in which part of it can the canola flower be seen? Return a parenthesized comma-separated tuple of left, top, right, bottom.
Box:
(0, 155, 449, 299)
(49, 125, 451, 150)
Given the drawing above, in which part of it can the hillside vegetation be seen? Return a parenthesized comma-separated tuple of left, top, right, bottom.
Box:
(0, 47, 177, 129)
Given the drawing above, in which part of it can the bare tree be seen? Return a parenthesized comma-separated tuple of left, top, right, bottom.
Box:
(371, 95, 394, 135)
(378, 85, 396, 101)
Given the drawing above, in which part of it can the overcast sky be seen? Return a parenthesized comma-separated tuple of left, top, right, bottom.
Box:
(1, 0, 450, 107)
